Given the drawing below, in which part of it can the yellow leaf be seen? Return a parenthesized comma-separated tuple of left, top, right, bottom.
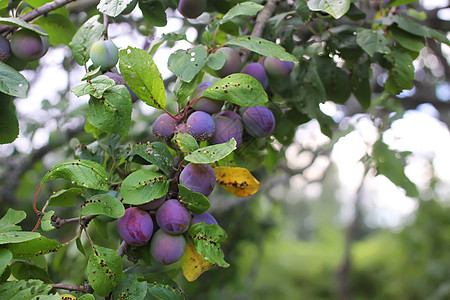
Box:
(182, 241, 213, 282)
(213, 166, 260, 197)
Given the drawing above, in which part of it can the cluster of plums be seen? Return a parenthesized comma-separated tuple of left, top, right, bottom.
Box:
(0, 26, 49, 64)
(117, 163, 218, 265)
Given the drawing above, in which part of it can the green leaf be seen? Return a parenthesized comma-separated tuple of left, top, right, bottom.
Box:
(41, 159, 109, 191)
(184, 139, 237, 164)
(220, 2, 264, 24)
(119, 47, 166, 108)
(168, 46, 208, 83)
(201, 73, 268, 107)
(139, 0, 167, 27)
(384, 50, 414, 95)
(356, 28, 391, 57)
(0, 96, 19, 144)
(0, 62, 29, 97)
(178, 185, 210, 215)
(0, 209, 27, 232)
(314, 56, 351, 104)
(389, 0, 417, 6)
(48, 188, 83, 207)
(205, 51, 226, 70)
(0, 17, 48, 35)
(33, 14, 77, 46)
(97, 0, 133, 17)
(121, 169, 169, 205)
(391, 26, 424, 53)
(226, 36, 298, 62)
(112, 274, 148, 300)
(174, 72, 204, 104)
(71, 75, 116, 99)
(147, 279, 184, 300)
(87, 246, 123, 297)
(78, 294, 96, 300)
(149, 33, 187, 56)
(186, 223, 229, 268)
(82, 66, 102, 81)
(87, 85, 132, 136)
(8, 236, 61, 259)
(171, 133, 199, 155)
(372, 139, 418, 197)
(350, 55, 371, 109)
(382, 15, 428, 37)
(295, 0, 311, 21)
(81, 194, 125, 218)
(0, 280, 52, 298)
(0, 232, 41, 245)
(41, 210, 55, 232)
(426, 28, 450, 46)
(128, 142, 174, 175)
(11, 261, 51, 283)
(307, 0, 351, 19)
(69, 15, 106, 65)
(0, 249, 12, 276)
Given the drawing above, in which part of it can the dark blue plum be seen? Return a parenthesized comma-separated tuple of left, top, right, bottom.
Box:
(117, 207, 153, 246)
(191, 212, 218, 226)
(0, 36, 10, 62)
(186, 111, 215, 141)
(179, 163, 216, 196)
(242, 106, 275, 137)
(104, 72, 139, 102)
(241, 63, 268, 89)
(156, 199, 191, 234)
(211, 116, 243, 147)
(137, 195, 166, 211)
(178, 0, 207, 19)
(152, 113, 179, 139)
(191, 82, 224, 114)
(150, 229, 186, 265)
(216, 110, 242, 122)
(214, 47, 242, 78)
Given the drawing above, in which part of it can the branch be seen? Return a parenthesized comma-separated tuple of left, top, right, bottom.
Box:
(0, 0, 76, 34)
(51, 214, 97, 228)
(241, 0, 280, 62)
(50, 283, 94, 294)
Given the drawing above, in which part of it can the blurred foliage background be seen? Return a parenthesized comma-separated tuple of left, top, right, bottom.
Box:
(1, 0, 450, 299)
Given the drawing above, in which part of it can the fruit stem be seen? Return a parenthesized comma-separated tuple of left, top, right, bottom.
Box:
(32, 182, 42, 213)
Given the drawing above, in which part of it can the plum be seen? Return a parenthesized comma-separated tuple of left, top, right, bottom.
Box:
(90, 40, 119, 71)
(190, 82, 224, 114)
(150, 229, 186, 265)
(263, 57, 293, 78)
(242, 106, 275, 137)
(117, 207, 153, 246)
(214, 47, 242, 78)
(138, 195, 166, 211)
(10, 27, 49, 61)
(241, 62, 268, 89)
(178, 0, 207, 19)
(156, 199, 191, 234)
(0, 36, 10, 62)
(186, 111, 215, 141)
(211, 115, 243, 147)
(191, 212, 218, 226)
(104, 72, 139, 102)
(216, 110, 242, 122)
(152, 113, 179, 139)
(174, 122, 188, 135)
(180, 163, 216, 196)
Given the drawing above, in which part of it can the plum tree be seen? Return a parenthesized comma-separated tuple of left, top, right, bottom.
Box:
(150, 229, 187, 265)
(156, 199, 191, 234)
(242, 105, 275, 137)
(180, 163, 216, 196)
(104, 72, 138, 101)
(177, 0, 207, 19)
(212, 115, 243, 147)
(152, 113, 179, 139)
(190, 82, 224, 114)
(214, 47, 242, 78)
(186, 111, 215, 141)
(241, 62, 268, 89)
(0, 36, 10, 62)
(89, 40, 119, 71)
(10, 28, 49, 61)
(117, 207, 154, 246)
(191, 212, 218, 226)
(263, 57, 293, 78)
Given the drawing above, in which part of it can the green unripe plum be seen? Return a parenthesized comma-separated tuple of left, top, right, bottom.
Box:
(214, 47, 242, 78)
(90, 40, 119, 71)
(10, 27, 49, 61)
(263, 57, 293, 78)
